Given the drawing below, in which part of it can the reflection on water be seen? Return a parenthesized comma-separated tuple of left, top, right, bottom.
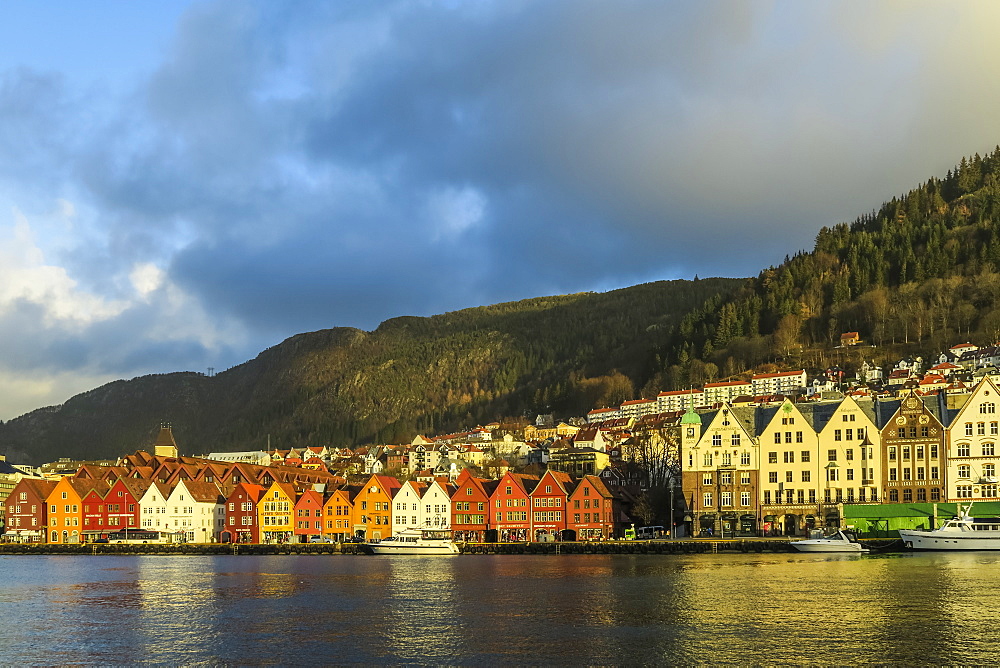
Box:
(3, 552, 1000, 665)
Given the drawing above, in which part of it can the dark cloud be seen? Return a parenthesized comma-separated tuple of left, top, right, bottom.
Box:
(2, 0, 1000, 417)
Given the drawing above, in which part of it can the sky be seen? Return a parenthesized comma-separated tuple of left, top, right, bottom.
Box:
(1, 0, 1000, 420)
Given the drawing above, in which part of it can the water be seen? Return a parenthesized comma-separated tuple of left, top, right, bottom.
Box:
(2, 551, 999, 665)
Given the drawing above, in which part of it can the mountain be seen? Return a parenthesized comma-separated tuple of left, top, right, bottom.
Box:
(640, 147, 1000, 395)
(9, 147, 1000, 466)
(0, 278, 741, 464)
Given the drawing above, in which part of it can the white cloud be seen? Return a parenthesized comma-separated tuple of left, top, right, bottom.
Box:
(0, 208, 127, 326)
(130, 262, 165, 299)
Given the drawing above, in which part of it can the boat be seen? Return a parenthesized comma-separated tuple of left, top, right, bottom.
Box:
(899, 505, 1000, 550)
(792, 530, 865, 553)
(360, 527, 461, 555)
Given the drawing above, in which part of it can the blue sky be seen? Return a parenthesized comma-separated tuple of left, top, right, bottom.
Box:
(1, 0, 1000, 420)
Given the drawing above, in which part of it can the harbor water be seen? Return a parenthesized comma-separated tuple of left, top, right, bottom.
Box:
(2, 551, 998, 665)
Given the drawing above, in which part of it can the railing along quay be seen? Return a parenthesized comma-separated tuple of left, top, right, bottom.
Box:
(0, 537, 901, 556)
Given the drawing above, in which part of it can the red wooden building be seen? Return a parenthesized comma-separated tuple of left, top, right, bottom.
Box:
(293, 488, 326, 542)
(4, 478, 57, 542)
(223, 483, 266, 543)
(80, 481, 113, 539)
(490, 472, 539, 542)
(450, 469, 496, 542)
(567, 475, 618, 540)
(530, 470, 574, 541)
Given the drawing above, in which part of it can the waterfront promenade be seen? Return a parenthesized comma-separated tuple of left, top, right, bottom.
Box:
(0, 536, 902, 556)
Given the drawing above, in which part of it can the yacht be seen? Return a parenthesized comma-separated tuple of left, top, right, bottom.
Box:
(360, 527, 461, 555)
(792, 530, 865, 553)
(899, 506, 1000, 550)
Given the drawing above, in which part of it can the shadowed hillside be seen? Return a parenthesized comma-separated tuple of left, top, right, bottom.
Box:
(0, 279, 740, 464)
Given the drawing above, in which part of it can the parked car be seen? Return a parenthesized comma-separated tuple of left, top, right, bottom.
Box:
(308, 536, 334, 543)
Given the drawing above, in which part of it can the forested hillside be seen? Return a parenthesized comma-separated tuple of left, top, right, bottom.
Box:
(0, 279, 740, 464)
(7, 148, 1000, 465)
(639, 147, 1000, 396)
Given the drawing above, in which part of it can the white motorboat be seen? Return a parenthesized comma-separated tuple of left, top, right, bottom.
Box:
(360, 528, 460, 555)
(792, 530, 865, 553)
(899, 506, 1000, 550)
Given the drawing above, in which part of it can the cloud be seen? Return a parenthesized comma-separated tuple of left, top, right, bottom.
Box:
(2, 0, 1000, 417)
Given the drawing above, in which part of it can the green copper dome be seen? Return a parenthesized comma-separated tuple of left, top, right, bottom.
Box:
(680, 406, 702, 425)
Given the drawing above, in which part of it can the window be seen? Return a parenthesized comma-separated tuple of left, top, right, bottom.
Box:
(785, 471, 793, 483)
(966, 422, 974, 437)
(731, 434, 741, 446)
(985, 463, 996, 478)
(720, 472, 733, 485)
(702, 493, 713, 508)
(801, 470, 811, 483)
(958, 465, 971, 478)
(902, 446, 911, 461)
(888, 447, 897, 461)
(785, 432, 792, 443)
(784, 452, 794, 464)
(774, 433, 782, 445)
(741, 472, 751, 485)
(703, 454, 713, 467)
(982, 402, 996, 414)
(768, 472, 778, 484)
(720, 492, 732, 507)
(956, 485, 973, 498)
(722, 452, 732, 467)
(846, 449, 854, 461)
(834, 429, 842, 441)
(917, 467, 925, 480)
(828, 468, 839, 482)
(712, 434, 722, 447)
(846, 429, 853, 441)
(889, 469, 897, 481)
(979, 423, 987, 436)
(801, 451, 811, 463)
(993, 422, 999, 436)
(768, 452, 778, 464)
(847, 469, 854, 481)
(889, 489, 899, 502)
(741, 452, 751, 466)
(741, 491, 751, 507)
(985, 443, 996, 457)
(828, 450, 837, 462)
(703, 474, 713, 486)
(931, 466, 939, 480)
